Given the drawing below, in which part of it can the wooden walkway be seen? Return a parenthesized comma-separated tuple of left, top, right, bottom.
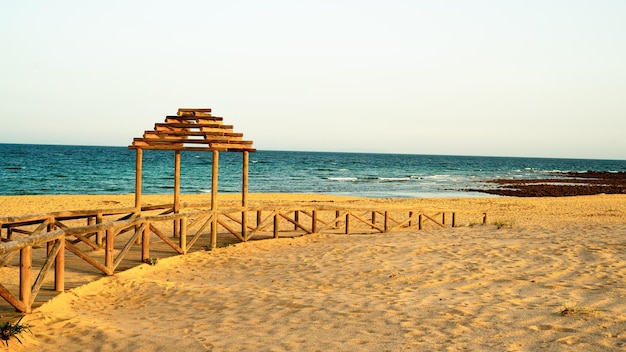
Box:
(1, 204, 487, 313)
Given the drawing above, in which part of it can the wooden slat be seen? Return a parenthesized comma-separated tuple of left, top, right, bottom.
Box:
(31, 239, 62, 304)
(146, 130, 244, 138)
(155, 123, 233, 129)
(166, 117, 224, 124)
(178, 108, 212, 116)
(129, 144, 256, 152)
(113, 223, 144, 270)
(141, 136, 248, 144)
(0, 283, 28, 313)
(148, 224, 184, 254)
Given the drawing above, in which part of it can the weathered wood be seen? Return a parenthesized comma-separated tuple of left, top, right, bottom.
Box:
(278, 212, 311, 234)
(187, 216, 212, 250)
(129, 144, 256, 152)
(0, 283, 28, 313)
(242, 151, 249, 240)
(55, 238, 65, 292)
(135, 148, 143, 212)
(384, 211, 389, 232)
(177, 108, 212, 115)
(247, 210, 277, 239)
(388, 212, 420, 232)
(149, 130, 242, 137)
(154, 122, 233, 130)
(173, 150, 181, 237)
(316, 211, 349, 233)
(64, 240, 112, 275)
(105, 229, 115, 273)
(217, 218, 245, 242)
(294, 211, 299, 231)
(148, 224, 184, 254)
(350, 212, 384, 232)
(142, 223, 150, 261)
(180, 217, 187, 254)
(31, 218, 53, 236)
(0, 230, 65, 256)
(68, 230, 100, 250)
(113, 223, 144, 271)
(31, 239, 62, 304)
(300, 210, 329, 228)
(273, 212, 279, 238)
(20, 246, 33, 312)
(211, 150, 219, 248)
(421, 213, 447, 228)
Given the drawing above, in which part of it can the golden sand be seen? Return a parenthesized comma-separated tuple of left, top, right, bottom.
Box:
(2, 194, 626, 351)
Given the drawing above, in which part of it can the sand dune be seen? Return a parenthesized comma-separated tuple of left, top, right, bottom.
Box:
(2, 194, 626, 351)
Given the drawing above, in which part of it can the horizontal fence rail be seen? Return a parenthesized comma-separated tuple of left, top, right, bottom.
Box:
(1, 204, 487, 313)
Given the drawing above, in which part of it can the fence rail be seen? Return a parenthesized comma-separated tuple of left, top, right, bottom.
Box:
(1, 204, 487, 313)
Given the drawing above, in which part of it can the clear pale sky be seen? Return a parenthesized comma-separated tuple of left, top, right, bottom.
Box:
(1, 0, 625, 160)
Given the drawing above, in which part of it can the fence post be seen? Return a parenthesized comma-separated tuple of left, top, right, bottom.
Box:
(312, 210, 317, 233)
(452, 212, 456, 227)
(55, 238, 65, 292)
(20, 246, 32, 313)
(273, 211, 279, 238)
(384, 211, 389, 232)
(96, 213, 103, 246)
(418, 214, 422, 230)
(142, 222, 150, 261)
(345, 211, 350, 234)
(105, 229, 114, 274)
(242, 210, 247, 241)
(180, 217, 187, 254)
(211, 212, 218, 249)
(371, 211, 376, 229)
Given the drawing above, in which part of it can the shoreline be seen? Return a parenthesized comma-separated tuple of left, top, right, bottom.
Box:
(2, 193, 626, 350)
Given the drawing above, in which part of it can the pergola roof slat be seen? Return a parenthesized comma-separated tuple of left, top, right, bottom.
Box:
(155, 122, 233, 129)
(130, 108, 255, 152)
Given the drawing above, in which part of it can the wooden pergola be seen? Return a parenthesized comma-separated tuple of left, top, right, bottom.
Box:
(129, 108, 256, 239)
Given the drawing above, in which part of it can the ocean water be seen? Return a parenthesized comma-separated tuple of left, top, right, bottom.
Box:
(1, 144, 625, 198)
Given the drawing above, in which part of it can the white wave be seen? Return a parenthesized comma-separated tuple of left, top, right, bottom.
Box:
(423, 174, 451, 179)
(378, 177, 411, 182)
(327, 177, 358, 181)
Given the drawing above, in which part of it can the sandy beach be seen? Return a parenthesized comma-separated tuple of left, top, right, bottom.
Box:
(2, 193, 626, 351)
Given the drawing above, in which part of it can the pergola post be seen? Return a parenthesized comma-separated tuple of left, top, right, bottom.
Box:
(242, 151, 249, 240)
(211, 150, 219, 248)
(174, 150, 181, 237)
(135, 148, 143, 212)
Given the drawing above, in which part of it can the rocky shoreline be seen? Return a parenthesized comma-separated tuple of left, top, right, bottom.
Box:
(467, 171, 626, 197)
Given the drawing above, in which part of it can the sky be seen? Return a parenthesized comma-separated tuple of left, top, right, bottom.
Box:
(1, 0, 625, 160)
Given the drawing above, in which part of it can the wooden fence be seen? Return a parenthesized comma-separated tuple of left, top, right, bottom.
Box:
(1, 205, 487, 313)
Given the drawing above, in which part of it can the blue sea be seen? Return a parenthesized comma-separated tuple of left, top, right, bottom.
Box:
(1, 144, 625, 198)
